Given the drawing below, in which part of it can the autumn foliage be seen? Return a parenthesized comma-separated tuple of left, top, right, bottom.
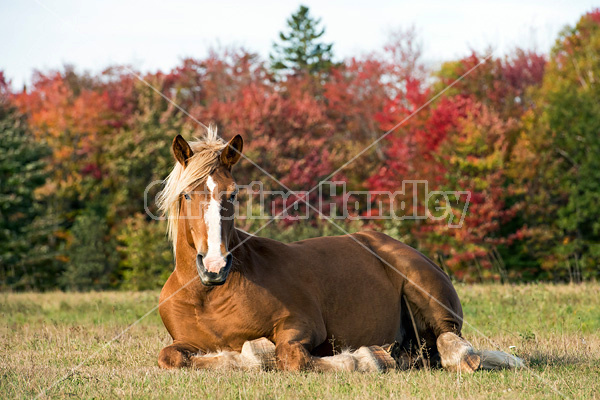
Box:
(1, 10, 599, 290)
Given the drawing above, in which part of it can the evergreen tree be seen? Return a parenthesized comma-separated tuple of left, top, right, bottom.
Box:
(270, 5, 335, 76)
(19, 205, 65, 290)
(117, 213, 172, 290)
(0, 101, 49, 289)
(60, 207, 118, 291)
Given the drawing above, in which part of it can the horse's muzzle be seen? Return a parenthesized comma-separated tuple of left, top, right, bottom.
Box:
(196, 253, 233, 286)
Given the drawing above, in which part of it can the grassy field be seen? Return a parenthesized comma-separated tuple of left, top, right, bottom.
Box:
(1, 284, 599, 399)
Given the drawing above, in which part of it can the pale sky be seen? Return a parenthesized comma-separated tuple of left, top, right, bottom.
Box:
(1, 0, 597, 89)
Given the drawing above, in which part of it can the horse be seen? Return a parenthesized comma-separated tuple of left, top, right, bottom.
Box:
(156, 128, 523, 372)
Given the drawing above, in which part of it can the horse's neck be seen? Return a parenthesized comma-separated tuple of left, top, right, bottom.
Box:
(227, 228, 252, 264)
(230, 228, 250, 250)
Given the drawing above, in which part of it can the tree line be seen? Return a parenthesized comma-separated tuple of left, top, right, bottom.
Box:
(1, 7, 599, 290)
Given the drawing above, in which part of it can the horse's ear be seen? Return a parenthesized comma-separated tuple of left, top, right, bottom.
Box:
(220, 134, 243, 168)
(172, 135, 194, 167)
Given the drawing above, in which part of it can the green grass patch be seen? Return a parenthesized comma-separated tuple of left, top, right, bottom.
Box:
(1, 284, 599, 399)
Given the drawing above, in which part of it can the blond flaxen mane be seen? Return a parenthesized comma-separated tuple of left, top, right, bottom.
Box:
(158, 126, 226, 249)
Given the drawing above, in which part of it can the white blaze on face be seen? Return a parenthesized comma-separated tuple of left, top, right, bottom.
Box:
(203, 175, 226, 273)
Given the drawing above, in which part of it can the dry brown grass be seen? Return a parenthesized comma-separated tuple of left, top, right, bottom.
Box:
(1, 284, 599, 399)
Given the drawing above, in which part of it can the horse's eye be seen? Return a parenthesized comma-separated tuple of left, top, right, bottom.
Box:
(229, 190, 238, 202)
(184, 193, 191, 201)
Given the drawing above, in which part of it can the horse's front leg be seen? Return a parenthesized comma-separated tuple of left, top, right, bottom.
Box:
(158, 342, 197, 369)
(276, 341, 395, 372)
(158, 338, 277, 370)
(274, 328, 396, 372)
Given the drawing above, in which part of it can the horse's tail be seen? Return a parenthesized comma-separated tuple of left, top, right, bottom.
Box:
(476, 349, 524, 370)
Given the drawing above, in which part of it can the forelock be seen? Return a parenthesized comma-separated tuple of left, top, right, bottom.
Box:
(157, 125, 227, 250)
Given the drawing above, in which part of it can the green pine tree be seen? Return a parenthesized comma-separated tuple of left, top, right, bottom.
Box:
(61, 208, 118, 291)
(0, 102, 50, 290)
(117, 213, 172, 290)
(270, 5, 335, 76)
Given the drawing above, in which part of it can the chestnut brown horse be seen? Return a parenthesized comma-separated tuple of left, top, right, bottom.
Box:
(156, 128, 522, 372)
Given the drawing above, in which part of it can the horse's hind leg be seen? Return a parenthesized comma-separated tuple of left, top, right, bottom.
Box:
(158, 338, 276, 370)
(354, 232, 475, 371)
(436, 332, 481, 372)
(437, 332, 525, 371)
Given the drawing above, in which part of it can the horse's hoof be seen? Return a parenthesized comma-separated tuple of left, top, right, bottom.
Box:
(158, 346, 190, 369)
(354, 345, 397, 372)
(241, 338, 277, 370)
(455, 351, 481, 373)
(437, 332, 481, 373)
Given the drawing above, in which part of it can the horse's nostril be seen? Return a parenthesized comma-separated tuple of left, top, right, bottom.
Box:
(196, 253, 232, 276)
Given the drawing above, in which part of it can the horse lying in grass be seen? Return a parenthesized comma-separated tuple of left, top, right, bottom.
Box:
(156, 128, 523, 372)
